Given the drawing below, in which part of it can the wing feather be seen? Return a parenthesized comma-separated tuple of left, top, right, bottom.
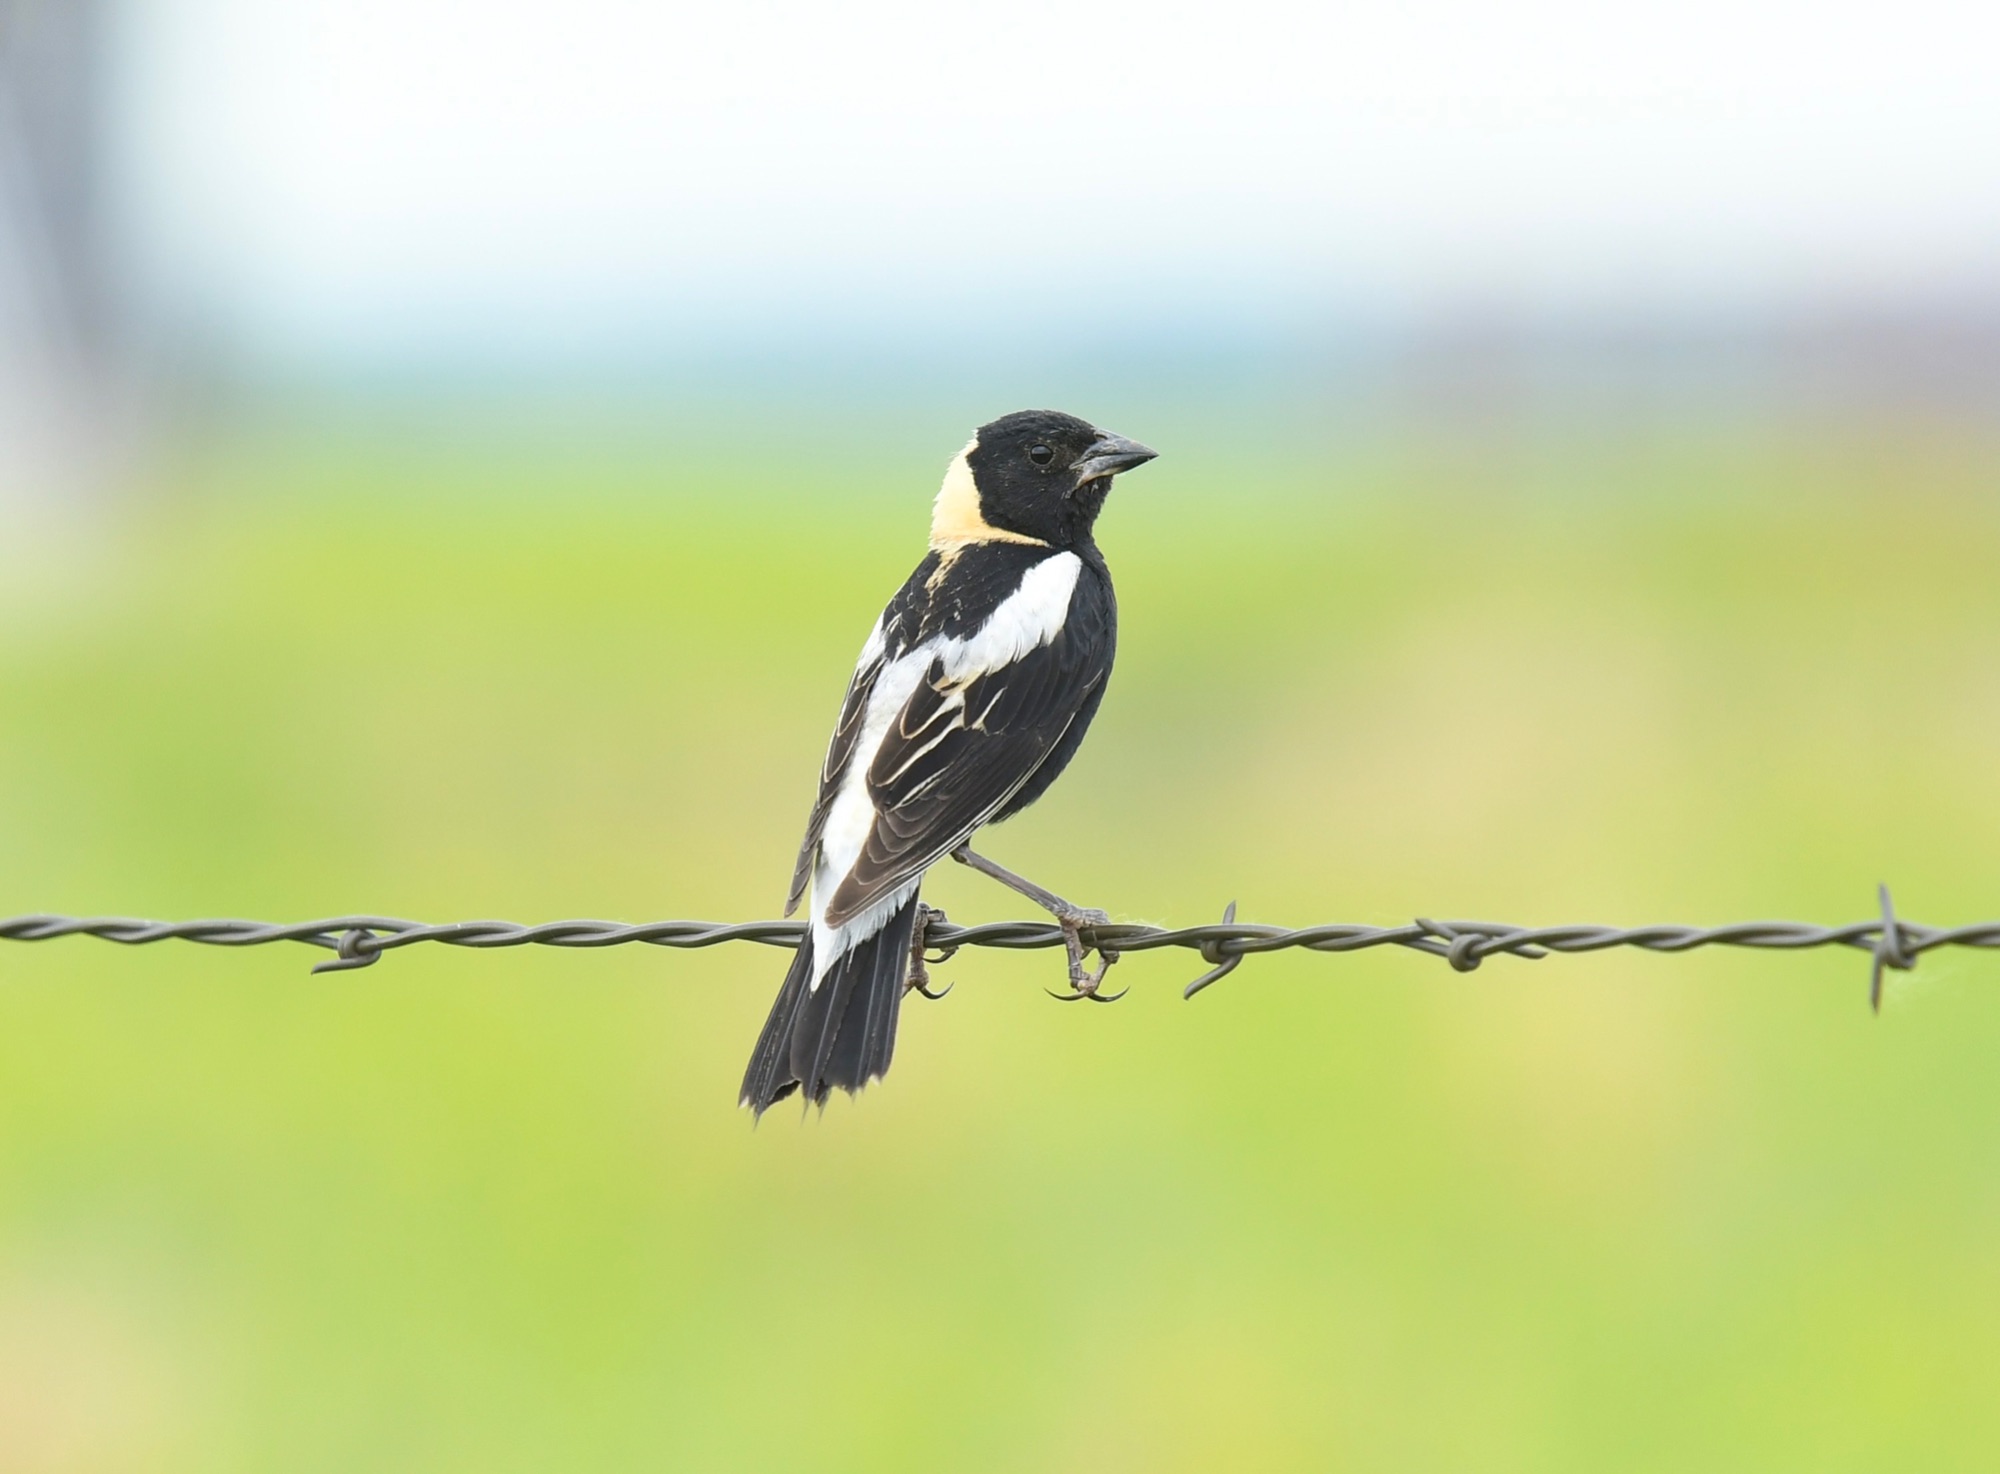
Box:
(788, 545, 1114, 931)
(822, 622, 1106, 926)
(785, 647, 884, 915)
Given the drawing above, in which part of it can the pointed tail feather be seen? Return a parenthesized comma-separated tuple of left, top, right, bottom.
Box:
(740, 935, 814, 1114)
(739, 892, 921, 1116)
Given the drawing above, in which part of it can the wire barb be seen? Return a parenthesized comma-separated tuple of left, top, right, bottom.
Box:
(1870, 882, 1913, 1013)
(311, 927, 383, 975)
(0, 888, 1979, 1008)
(1183, 902, 1244, 999)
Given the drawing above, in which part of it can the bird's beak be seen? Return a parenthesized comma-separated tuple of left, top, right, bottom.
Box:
(1072, 431, 1158, 484)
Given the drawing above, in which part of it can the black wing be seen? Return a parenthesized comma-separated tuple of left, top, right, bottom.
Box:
(822, 590, 1113, 927)
(784, 645, 883, 916)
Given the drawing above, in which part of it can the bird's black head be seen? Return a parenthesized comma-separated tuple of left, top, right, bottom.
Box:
(931, 409, 1157, 551)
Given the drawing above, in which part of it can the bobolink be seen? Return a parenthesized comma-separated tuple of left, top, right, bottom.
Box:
(740, 410, 1157, 1114)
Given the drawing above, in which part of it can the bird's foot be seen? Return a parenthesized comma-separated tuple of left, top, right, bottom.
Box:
(906, 903, 955, 1000)
(1048, 907, 1126, 1003)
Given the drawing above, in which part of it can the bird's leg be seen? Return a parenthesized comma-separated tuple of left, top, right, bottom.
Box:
(949, 845, 1123, 1001)
(906, 903, 954, 1000)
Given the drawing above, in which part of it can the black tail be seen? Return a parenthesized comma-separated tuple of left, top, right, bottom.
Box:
(739, 892, 921, 1116)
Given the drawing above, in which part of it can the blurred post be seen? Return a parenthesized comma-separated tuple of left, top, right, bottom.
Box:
(0, 0, 129, 520)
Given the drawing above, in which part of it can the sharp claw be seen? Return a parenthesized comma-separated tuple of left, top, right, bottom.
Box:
(1045, 921, 1125, 1002)
(906, 904, 954, 1001)
(1045, 978, 1126, 1003)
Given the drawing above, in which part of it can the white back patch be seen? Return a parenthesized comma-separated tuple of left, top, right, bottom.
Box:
(937, 552, 1083, 682)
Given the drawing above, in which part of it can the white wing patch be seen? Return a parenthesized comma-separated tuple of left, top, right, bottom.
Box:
(806, 551, 1084, 986)
(936, 553, 1082, 682)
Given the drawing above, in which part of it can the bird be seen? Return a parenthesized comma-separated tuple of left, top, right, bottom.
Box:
(739, 409, 1157, 1115)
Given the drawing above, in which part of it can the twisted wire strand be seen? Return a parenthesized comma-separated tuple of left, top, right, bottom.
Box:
(0, 886, 1982, 1007)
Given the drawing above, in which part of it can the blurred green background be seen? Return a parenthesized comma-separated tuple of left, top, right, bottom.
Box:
(8, 0, 2000, 1467)
(5, 420, 2000, 1471)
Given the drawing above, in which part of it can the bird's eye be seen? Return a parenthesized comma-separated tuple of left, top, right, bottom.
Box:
(1028, 444, 1054, 466)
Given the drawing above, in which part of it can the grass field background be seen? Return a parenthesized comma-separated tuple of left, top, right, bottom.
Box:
(3, 418, 1999, 1470)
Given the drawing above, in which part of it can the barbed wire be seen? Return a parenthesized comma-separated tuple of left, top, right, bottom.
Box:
(0, 886, 1980, 1010)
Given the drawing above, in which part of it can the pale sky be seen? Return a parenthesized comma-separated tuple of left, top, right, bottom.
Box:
(115, 0, 2000, 362)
